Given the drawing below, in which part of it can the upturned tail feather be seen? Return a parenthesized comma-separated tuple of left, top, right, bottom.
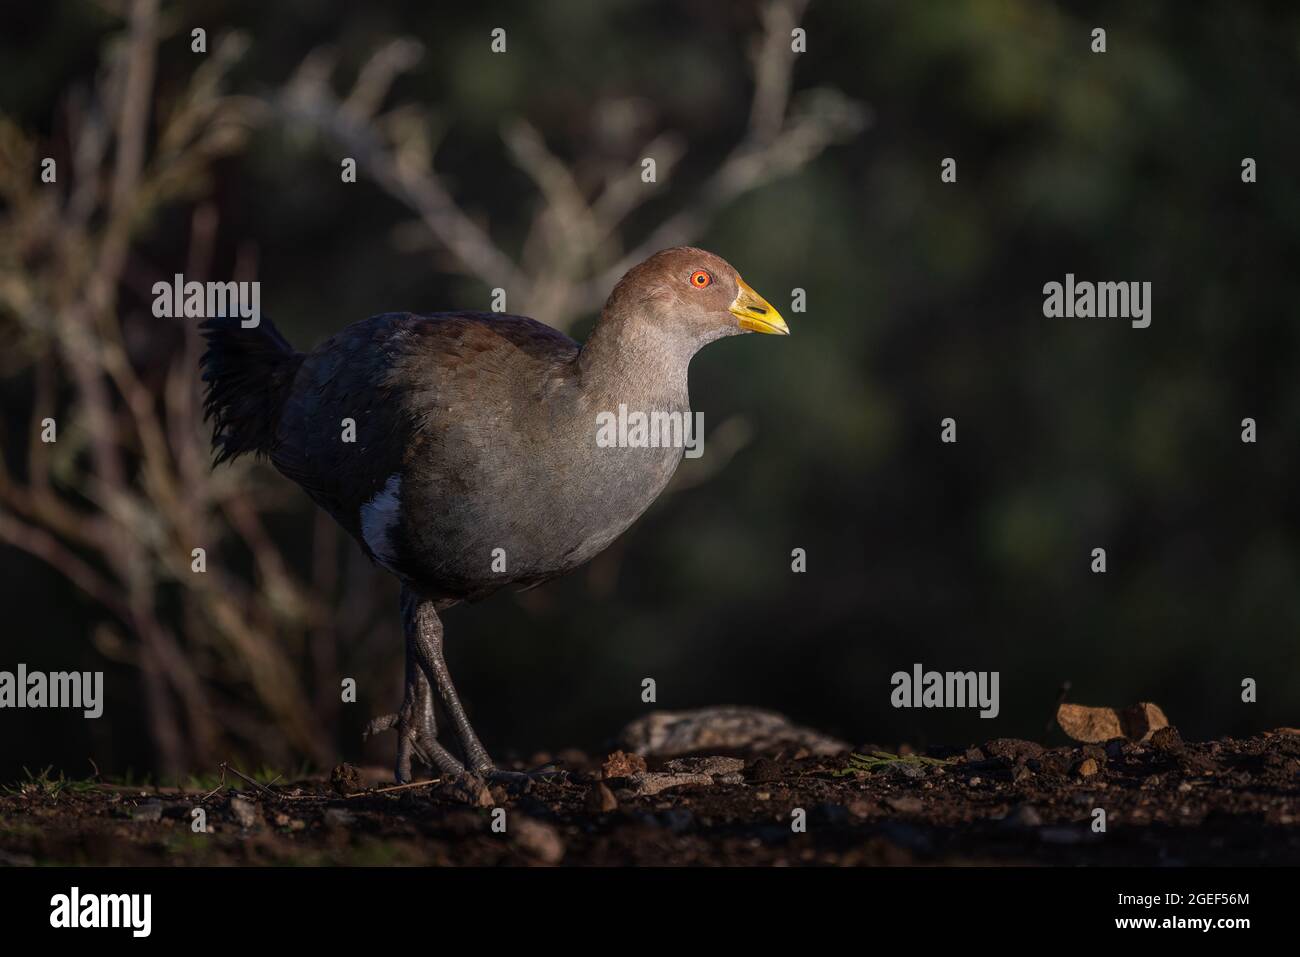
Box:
(199, 314, 303, 465)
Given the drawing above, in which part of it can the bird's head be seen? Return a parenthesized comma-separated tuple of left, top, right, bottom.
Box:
(608, 247, 790, 348)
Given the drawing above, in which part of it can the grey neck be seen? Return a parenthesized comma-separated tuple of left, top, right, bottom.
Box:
(577, 308, 696, 412)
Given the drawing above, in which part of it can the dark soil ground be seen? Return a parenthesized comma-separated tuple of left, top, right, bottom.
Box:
(3, 729, 1298, 866)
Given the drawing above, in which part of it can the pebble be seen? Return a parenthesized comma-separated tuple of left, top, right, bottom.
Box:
(513, 816, 565, 864)
(664, 755, 746, 777)
(329, 763, 363, 796)
(602, 750, 647, 779)
(229, 794, 259, 828)
(627, 771, 712, 796)
(885, 795, 924, 814)
(585, 782, 619, 813)
(435, 773, 494, 807)
(984, 738, 1045, 762)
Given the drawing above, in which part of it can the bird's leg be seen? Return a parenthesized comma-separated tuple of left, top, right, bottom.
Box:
(368, 591, 468, 782)
(408, 596, 495, 775)
(366, 655, 466, 782)
(396, 643, 468, 782)
(407, 597, 569, 789)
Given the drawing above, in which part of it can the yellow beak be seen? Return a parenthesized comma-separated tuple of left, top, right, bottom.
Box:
(730, 277, 790, 335)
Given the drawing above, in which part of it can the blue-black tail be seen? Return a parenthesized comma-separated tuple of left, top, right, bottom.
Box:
(199, 314, 303, 465)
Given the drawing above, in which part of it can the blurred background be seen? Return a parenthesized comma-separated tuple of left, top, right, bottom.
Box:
(1, 0, 1298, 781)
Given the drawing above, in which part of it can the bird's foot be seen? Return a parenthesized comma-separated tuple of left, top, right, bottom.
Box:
(480, 762, 570, 793)
(364, 711, 466, 783)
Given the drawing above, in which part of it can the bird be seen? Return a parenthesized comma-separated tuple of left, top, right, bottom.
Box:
(200, 246, 789, 785)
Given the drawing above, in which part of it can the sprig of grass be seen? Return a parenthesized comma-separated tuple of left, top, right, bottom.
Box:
(5, 766, 100, 799)
(832, 751, 953, 777)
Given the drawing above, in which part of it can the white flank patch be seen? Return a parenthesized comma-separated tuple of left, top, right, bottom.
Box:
(360, 474, 403, 571)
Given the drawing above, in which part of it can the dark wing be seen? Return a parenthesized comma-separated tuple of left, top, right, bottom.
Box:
(271, 313, 414, 545)
(271, 311, 580, 565)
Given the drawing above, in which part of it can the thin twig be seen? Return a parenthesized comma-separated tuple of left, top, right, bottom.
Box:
(220, 761, 275, 796)
(347, 778, 443, 798)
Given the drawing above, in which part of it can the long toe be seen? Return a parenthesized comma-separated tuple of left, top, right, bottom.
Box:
(485, 764, 569, 793)
(367, 710, 466, 782)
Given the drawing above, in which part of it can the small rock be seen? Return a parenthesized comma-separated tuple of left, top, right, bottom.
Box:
(601, 750, 647, 779)
(1036, 750, 1073, 776)
(329, 763, 364, 796)
(626, 771, 712, 796)
(513, 816, 565, 864)
(585, 782, 619, 813)
(963, 747, 986, 763)
(885, 795, 924, 814)
(435, 773, 493, 807)
(1081, 743, 1107, 761)
(1121, 703, 1170, 741)
(229, 794, 260, 828)
(129, 801, 162, 823)
(881, 761, 927, 781)
(1076, 758, 1100, 778)
(664, 755, 745, 776)
(1150, 726, 1184, 753)
(984, 739, 1044, 762)
(1058, 701, 1169, 743)
(618, 706, 849, 757)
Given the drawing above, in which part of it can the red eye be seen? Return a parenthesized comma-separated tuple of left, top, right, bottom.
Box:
(690, 270, 711, 288)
